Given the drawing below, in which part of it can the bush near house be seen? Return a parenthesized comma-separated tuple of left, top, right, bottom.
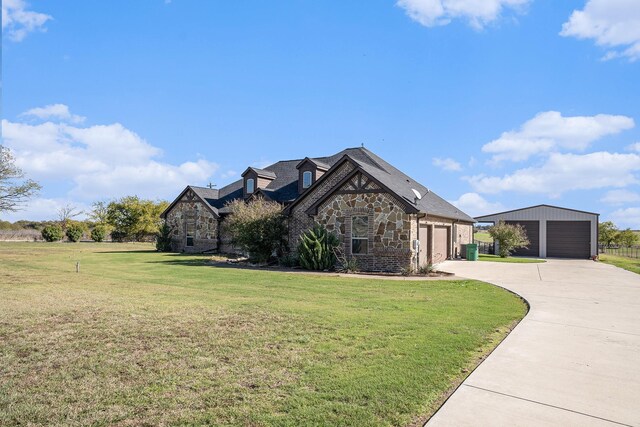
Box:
(224, 197, 287, 263)
(489, 221, 530, 258)
(155, 223, 173, 252)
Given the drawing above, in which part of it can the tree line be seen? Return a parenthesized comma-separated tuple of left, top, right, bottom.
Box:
(598, 221, 639, 247)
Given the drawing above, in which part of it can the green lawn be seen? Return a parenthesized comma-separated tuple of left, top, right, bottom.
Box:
(0, 243, 526, 426)
(478, 254, 545, 263)
(600, 254, 640, 275)
(473, 232, 493, 243)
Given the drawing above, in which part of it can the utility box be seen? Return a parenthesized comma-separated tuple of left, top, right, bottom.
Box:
(466, 243, 478, 261)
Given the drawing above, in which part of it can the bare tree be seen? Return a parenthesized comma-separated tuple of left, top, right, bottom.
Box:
(0, 146, 41, 213)
(57, 204, 83, 230)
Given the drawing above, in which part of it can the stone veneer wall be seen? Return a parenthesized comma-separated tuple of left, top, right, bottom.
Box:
(288, 162, 356, 248)
(164, 191, 218, 253)
(315, 192, 414, 272)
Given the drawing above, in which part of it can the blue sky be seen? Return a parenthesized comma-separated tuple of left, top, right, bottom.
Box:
(3, 0, 640, 226)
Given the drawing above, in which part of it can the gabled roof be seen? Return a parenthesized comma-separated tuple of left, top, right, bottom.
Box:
(241, 167, 277, 179)
(475, 204, 600, 221)
(161, 186, 220, 218)
(296, 157, 330, 171)
(169, 147, 475, 222)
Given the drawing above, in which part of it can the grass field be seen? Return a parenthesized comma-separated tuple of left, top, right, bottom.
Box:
(0, 243, 526, 426)
(600, 254, 640, 275)
(473, 232, 493, 243)
(478, 254, 545, 264)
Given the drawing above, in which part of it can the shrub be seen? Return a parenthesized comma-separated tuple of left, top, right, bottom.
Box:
(65, 222, 85, 242)
(91, 225, 107, 242)
(155, 223, 173, 252)
(224, 197, 287, 263)
(489, 221, 530, 258)
(298, 224, 340, 271)
(418, 263, 434, 275)
(41, 224, 63, 242)
(278, 252, 299, 267)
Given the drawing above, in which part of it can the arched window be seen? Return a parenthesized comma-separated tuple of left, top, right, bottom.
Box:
(302, 171, 312, 189)
(246, 178, 255, 193)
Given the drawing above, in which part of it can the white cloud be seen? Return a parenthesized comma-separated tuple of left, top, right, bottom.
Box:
(397, 0, 530, 29)
(1, 110, 219, 203)
(482, 111, 634, 163)
(20, 104, 86, 124)
(468, 151, 640, 197)
(560, 0, 640, 61)
(610, 207, 640, 229)
(432, 157, 462, 171)
(627, 142, 640, 152)
(449, 192, 504, 217)
(600, 189, 640, 205)
(2, 0, 52, 42)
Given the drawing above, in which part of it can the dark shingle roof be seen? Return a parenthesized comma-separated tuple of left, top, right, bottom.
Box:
(172, 147, 474, 222)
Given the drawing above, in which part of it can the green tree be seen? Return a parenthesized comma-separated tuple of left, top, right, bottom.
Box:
(90, 225, 107, 242)
(41, 224, 64, 242)
(224, 197, 287, 263)
(489, 221, 530, 258)
(106, 196, 168, 242)
(598, 221, 618, 246)
(615, 228, 638, 247)
(298, 224, 340, 270)
(65, 222, 86, 242)
(155, 223, 173, 252)
(0, 145, 41, 213)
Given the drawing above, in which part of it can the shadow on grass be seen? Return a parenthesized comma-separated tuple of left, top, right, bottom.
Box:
(96, 250, 159, 254)
(145, 253, 212, 267)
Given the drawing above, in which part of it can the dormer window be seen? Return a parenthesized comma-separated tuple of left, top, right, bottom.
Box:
(246, 178, 255, 194)
(302, 171, 312, 189)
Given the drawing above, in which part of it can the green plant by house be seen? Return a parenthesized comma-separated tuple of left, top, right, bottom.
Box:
(65, 222, 86, 242)
(489, 221, 530, 258)
(224, 197, 288, 263)
(298, 224, 340, 270)
(155, 223, 173, 252)
(41, 224, 64, 242)
(418, 263, 435, 275)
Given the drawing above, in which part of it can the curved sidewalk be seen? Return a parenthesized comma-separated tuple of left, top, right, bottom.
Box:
(427, 259, 640, 427)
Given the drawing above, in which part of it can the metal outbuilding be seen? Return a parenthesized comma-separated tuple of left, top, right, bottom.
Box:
(475, 204, 599, 259)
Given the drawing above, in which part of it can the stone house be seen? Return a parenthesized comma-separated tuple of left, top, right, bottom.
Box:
(161, 147, 475, 272)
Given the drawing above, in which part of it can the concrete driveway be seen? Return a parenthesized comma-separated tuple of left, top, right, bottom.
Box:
(427, 259, 640, 427)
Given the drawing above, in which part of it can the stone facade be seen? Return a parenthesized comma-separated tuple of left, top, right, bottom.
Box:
(164, 189, 218, 253)
(288, 161, 356, 248)
(315, 191, 414, 272)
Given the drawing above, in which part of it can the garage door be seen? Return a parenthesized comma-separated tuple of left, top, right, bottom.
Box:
(505, 221, 539, 257)
(432, 226, 449, 264)
(547, 221, 591, 258)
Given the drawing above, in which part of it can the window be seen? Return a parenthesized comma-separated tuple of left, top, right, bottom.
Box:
(246, 178, 255, 193)
(351, 216, 369, 254)
(186, 213, 196, 247)
(302, 171, 312, 189)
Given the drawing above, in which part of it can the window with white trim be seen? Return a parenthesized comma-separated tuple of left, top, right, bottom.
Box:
(351, 216, 369, 254)
(302, 171, 312, 189)
(246, 178, 255, 193)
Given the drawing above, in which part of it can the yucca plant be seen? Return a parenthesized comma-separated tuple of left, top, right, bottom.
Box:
(298, 224, 340, 271)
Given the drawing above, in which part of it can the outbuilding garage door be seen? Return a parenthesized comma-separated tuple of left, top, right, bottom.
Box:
(546, 221, 591, 258)
(505, 221, 539, 257)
